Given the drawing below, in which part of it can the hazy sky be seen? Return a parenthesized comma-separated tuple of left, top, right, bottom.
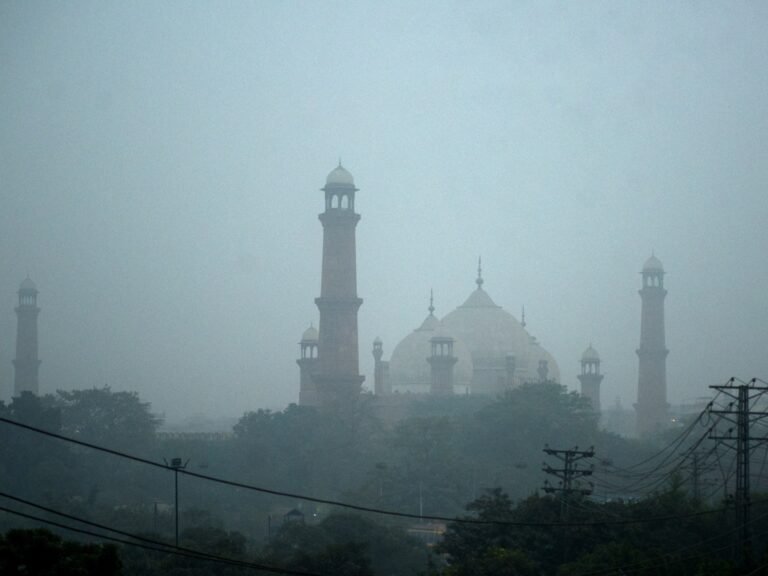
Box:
(2, 1, 767, 423)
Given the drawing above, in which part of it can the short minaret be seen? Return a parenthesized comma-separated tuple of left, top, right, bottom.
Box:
(372, 337, 391, 396)
(578, 344, 604, 412)
(537, 360, 549, 382)
(297, 324, 319, 407)
(635, 254, 669, 436)
(428, 328, 458, 395)
(13, 277, 41, 396)
(313, 163, 365, 410)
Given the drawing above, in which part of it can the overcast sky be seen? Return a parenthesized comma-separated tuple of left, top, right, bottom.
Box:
(1, 1, 766, 423)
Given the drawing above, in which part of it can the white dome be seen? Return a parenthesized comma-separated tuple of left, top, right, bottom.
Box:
(325, 164, 355, 187)
(440, 284, 560, 386)
(389, 313, 473, 393)
(301, 324, 319, 342)
(19, 277, 37, 292)
(642, 254, 664, 272)
(581, 345, 600, 362)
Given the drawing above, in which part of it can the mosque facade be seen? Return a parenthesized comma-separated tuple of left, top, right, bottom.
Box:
(373, 262, 562, 398)
(298, 164, 670, 436)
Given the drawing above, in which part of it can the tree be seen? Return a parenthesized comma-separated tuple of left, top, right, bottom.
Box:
(0, 393, 75, 505)
(264, 514, 427, 576)
(56, 387, 161, 452)
(0, 528, 121, 576)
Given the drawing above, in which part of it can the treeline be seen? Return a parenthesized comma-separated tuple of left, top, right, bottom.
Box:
(1, 384, 759, 574)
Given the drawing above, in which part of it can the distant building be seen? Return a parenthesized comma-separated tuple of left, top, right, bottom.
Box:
(295, 165, 675, 436)
(13, 277, 41, 396)
(635, 255, 669, 436)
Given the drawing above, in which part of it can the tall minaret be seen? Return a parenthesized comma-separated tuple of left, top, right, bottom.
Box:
(13, 277, 41, 396)
(578, 344, 604, 412)
(635, 255, 669, 436)
(313, 163, 364, 410)
(297, 324, 319, 407)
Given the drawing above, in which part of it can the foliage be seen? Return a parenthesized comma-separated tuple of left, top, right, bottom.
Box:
(57, 386, 161, 452)
(0, 528, 122, 576)
(264, 513, 426, 576)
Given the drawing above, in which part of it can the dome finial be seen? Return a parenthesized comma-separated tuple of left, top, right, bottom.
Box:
(521, 305, 526, 328)
(428, 289, 435, 315)
(338, 157, 342, 168)
(476, 257, 484, 289)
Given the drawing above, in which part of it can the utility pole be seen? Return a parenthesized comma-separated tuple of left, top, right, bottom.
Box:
(542, 445, 595, 563)
(165, 457, 189, 547)
(681, 450, 717, 503)
(708, 378, 768, 568)
(542, 445, 595, 519)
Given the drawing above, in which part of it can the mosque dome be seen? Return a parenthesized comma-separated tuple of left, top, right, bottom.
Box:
(301, 324, 319, 342)
(642, 254, 664, 272)
(389, 311, 473, 394)
(19, 277, 37, 292)
(439, 270, 560, 388)
(581, 344, 600, 362)
(387, 266, 561, 396)
(325, 163, 355, 187)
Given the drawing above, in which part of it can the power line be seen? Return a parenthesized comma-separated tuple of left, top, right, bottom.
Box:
(0, 504, 321, 576)
(709, 378, 768, 566)
(573, 507, 768, 576)
(0, 416, 746, 529)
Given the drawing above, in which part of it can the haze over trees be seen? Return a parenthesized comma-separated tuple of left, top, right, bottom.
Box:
(2, 384, 766, 574)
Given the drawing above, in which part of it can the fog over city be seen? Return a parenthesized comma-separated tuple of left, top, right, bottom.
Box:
(1, 1, 766, 423)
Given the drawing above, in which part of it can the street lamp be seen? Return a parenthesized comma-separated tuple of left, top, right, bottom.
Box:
(164, 457, 189, 546)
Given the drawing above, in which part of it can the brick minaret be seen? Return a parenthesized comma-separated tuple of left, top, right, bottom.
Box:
(313, 163, 364, 409)
(635, 255, 669, 436)
(13, 277, 41, 396)
(578, 344, 604, 412)
(297, 324, 319, 407)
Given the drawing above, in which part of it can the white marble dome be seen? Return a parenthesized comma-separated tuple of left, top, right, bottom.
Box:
(389, 312, 473, 394)
(325, 164, 355, 187)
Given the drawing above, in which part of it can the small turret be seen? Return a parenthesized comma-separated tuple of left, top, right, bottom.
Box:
(297, 323, 319, 406)
(578, 344, 604, 412)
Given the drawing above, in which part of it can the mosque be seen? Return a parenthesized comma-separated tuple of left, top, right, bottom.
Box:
(295, 163, 669, 436)
(6, 163, 667, 437)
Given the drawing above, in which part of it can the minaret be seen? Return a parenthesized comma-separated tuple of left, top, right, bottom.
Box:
(635, 254, 669, 436)
(578, 344, 604, 412)
(428, 328, 458, 395)
(313, 163, 364, 410)
(297, 324, 319, 407)
(372, 337, 391, 396)
(13, 277, 41, 396)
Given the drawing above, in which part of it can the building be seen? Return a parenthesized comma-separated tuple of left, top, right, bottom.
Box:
(13, 277, 41, 396)
(301, 163, 365, 410)
(295, 166, 679, 433)
(635, 254, 669, 436)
